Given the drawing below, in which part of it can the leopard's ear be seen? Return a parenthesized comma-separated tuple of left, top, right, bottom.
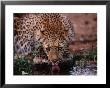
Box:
(61, 15, 75, 43)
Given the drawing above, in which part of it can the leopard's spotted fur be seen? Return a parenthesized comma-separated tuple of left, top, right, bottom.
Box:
(14, 13, 75, 63)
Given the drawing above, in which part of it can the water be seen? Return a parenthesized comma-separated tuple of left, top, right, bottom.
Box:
(70, 66, 97, 75)
(32, 62, 97, 75)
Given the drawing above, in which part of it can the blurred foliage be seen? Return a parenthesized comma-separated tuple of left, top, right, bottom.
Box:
(14, 43, 48, 75)
(72, 49, 97, 61)
(14, 57, 33, 75)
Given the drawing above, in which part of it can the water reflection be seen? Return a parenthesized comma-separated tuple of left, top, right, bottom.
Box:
(32, 61, 97, 75)
(70, 66, 97, 75)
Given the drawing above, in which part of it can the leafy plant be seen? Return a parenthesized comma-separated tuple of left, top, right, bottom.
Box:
(14, 57, 33, 75)
(72, 49, 97, 61)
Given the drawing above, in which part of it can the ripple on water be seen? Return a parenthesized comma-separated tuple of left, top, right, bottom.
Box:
(69, 65, 97, 75)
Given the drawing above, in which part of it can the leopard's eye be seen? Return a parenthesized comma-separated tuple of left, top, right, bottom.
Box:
(41, 30, 44, 34)
(44, 32, 48, 35)
(41, 31, 48, 35)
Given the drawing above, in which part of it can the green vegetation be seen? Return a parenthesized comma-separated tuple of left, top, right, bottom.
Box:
(72, 49, 97, 61)
(14, 57, 33, 75)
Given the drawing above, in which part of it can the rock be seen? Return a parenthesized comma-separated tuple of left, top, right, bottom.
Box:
(22, 71, 28, 75)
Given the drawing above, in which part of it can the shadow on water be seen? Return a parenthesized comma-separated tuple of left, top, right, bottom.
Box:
(31, 60, 97, 75)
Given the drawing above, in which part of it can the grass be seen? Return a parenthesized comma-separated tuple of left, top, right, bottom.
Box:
(14, 57, 33, 75)
(72, 49, 97, 61)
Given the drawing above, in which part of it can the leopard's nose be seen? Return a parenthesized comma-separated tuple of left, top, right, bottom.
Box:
(48, 51, 58, 61)
(48, 53, 58, 61)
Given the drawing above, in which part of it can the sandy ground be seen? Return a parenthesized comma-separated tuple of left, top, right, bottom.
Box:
(62, 13, 97, 52)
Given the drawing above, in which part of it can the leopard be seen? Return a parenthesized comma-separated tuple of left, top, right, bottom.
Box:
(14, 13, 75, 66)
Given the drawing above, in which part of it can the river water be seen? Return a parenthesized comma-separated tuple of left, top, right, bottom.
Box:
(32, 62, 97, 75)
(69, 66, 97, 75)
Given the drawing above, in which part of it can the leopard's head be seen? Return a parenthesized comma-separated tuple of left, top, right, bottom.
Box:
(39, 27, 70, 63)
(35, 13, 74, 64)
